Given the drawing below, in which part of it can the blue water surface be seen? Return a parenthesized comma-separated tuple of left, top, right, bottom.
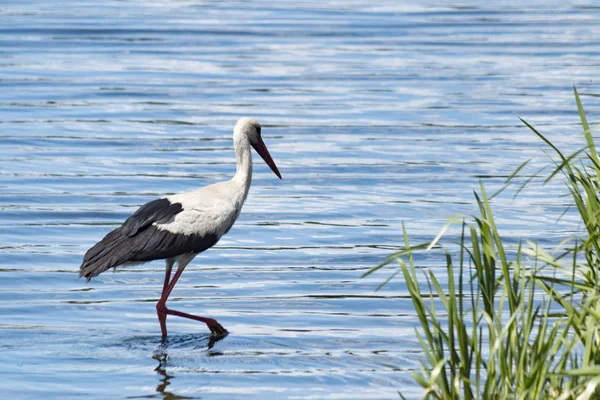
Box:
(1, 1, 600, 398)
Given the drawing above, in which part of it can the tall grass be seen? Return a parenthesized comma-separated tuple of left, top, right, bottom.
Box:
(364, 88, 600, 399)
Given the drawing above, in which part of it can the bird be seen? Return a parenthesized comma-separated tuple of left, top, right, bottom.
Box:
(79, 117, 281, 338)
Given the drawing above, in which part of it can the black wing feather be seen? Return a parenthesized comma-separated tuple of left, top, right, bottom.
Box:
(80, 197, 220, 282)
(120, 198, 183, 237)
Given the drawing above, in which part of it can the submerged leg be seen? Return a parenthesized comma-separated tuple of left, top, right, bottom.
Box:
(156, 255, 227, 338)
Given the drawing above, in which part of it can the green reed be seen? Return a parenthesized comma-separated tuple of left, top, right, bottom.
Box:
(364, 88, 600, 399)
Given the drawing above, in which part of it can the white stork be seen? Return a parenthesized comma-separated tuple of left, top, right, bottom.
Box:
(80, 117, 281, 338)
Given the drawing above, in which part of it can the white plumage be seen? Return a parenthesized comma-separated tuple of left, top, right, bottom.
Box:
(80, 117, 282, 338)
(159, 183, 242, 238)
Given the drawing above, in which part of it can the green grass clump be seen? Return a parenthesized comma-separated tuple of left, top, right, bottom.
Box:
(364, 88, 600, 399)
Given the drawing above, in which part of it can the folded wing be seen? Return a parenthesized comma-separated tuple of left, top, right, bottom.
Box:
(79, 197, 218, 282)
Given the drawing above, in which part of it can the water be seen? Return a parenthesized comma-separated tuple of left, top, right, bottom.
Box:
(1, 1, 600, 398)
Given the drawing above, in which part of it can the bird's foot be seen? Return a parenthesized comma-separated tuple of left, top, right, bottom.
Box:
(204, 318, 228, 336)
(160, 306, 228, 336)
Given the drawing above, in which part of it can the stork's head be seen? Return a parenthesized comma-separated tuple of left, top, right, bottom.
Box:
(234, 117, 282, 179)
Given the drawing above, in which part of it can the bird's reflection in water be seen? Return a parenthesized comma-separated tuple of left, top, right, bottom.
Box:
(152, 352, 187, 400)
(152, 333, 228, 400)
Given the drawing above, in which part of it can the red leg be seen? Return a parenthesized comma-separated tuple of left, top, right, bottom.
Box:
(162, 259, 174, 295)
(156, 261, 227, 337)
(157, 259, 174, 338)
(158, 308, 168, 338)
(165, 309, 227, 334)
(162, 266, 185, 300)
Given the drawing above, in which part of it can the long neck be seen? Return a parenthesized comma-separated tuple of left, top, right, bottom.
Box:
(232, 136, 252, 200)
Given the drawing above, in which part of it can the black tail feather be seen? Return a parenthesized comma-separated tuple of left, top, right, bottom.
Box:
(79, 228, 132, 282)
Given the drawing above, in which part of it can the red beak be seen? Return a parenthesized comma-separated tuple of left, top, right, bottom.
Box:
(252, 137, 282, 179)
